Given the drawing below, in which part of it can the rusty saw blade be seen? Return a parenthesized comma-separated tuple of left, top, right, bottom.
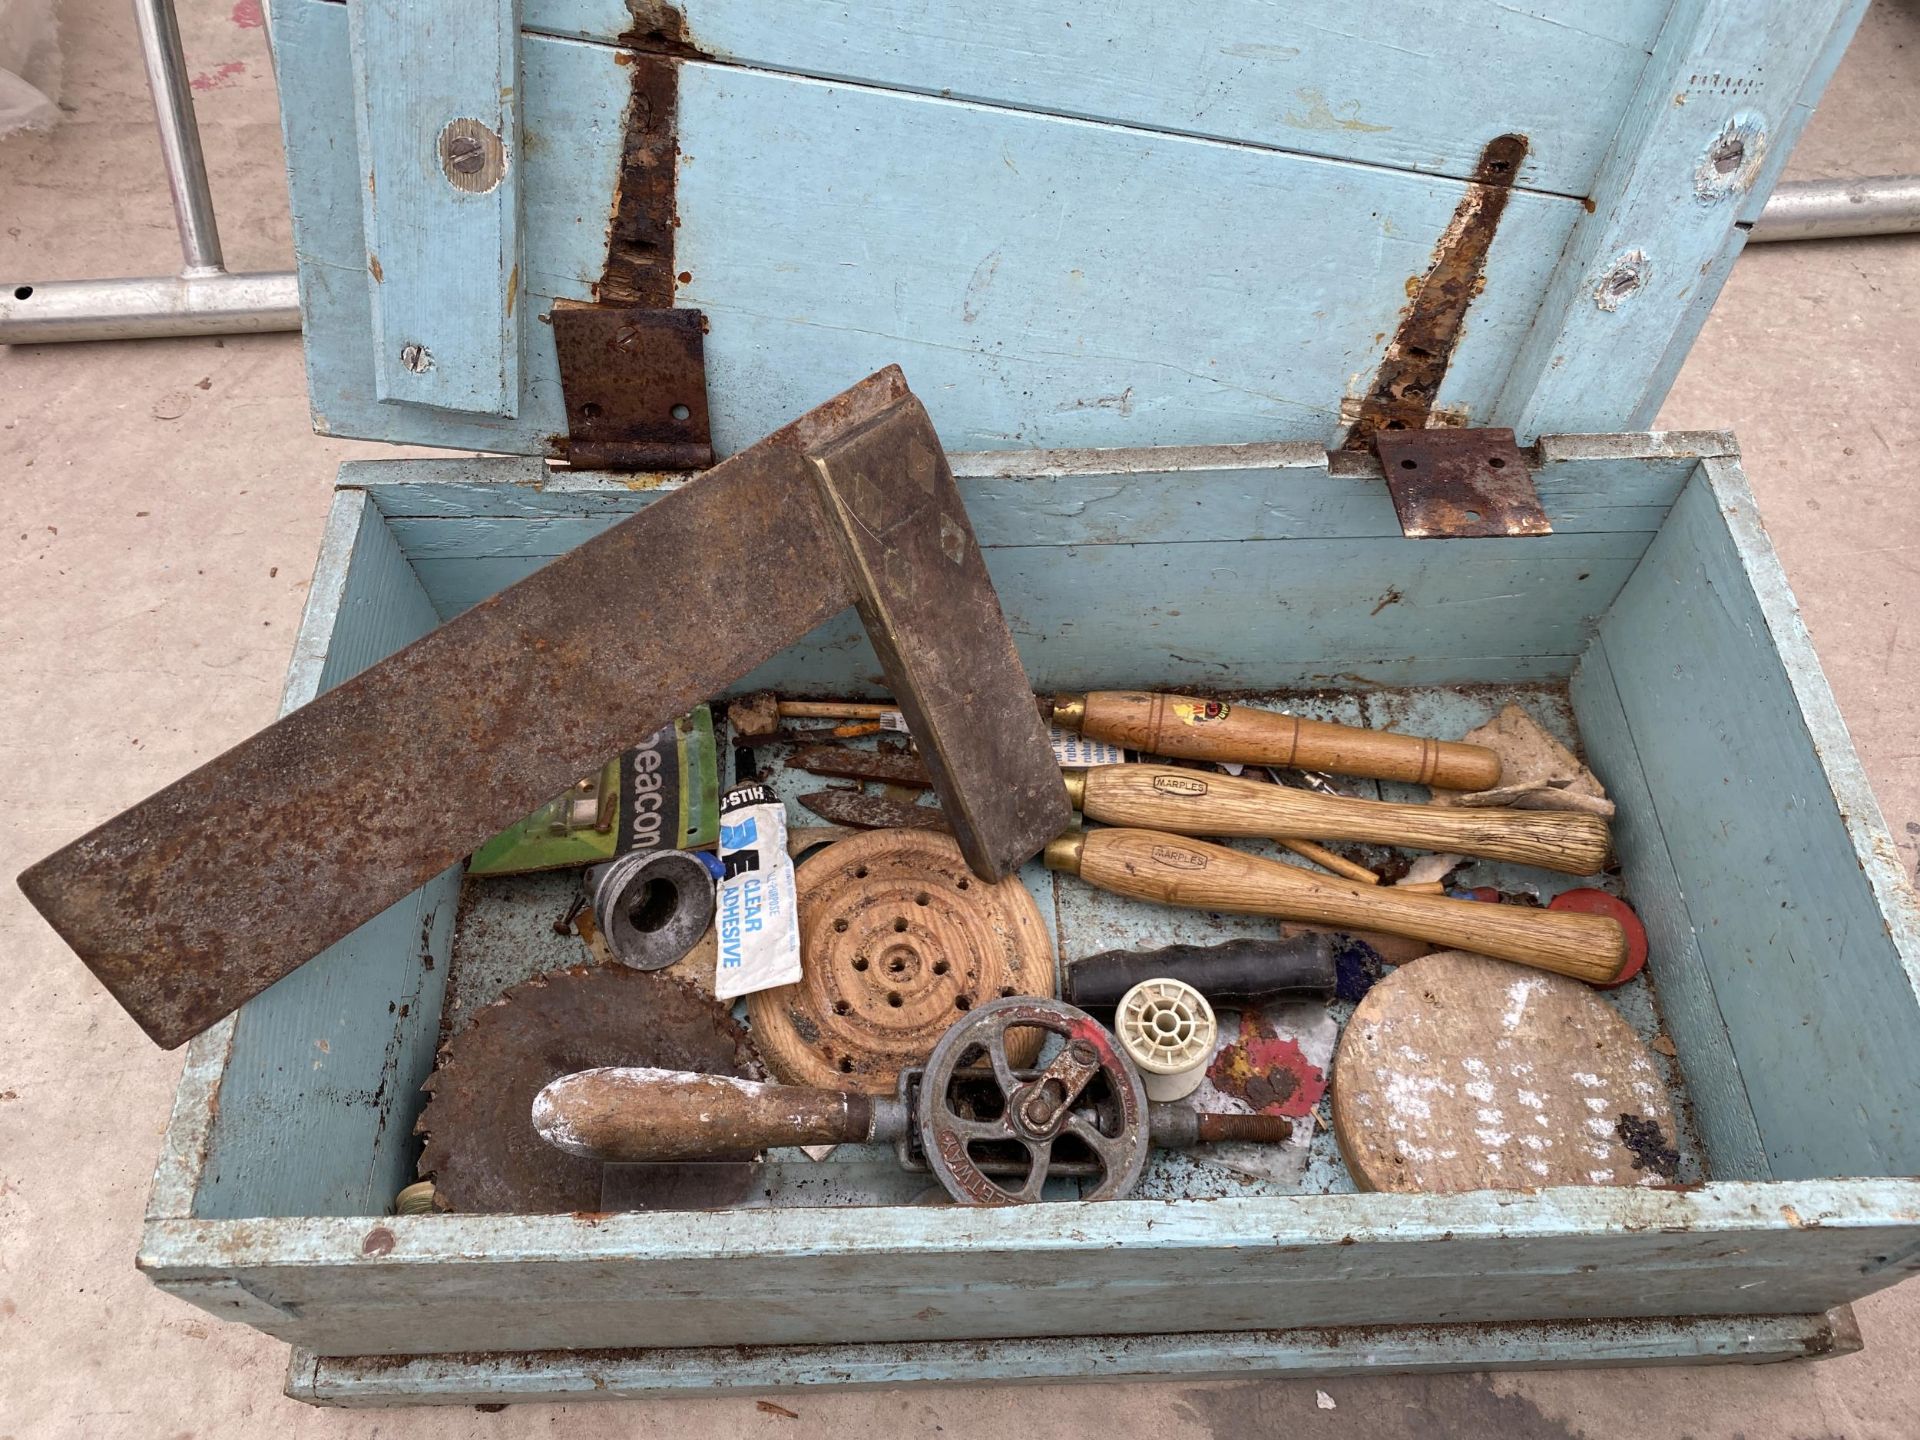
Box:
(418, 964, 761, 1214)
(20, 367, 1069, 1048)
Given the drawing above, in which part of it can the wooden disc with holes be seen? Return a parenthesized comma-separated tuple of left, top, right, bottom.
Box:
(747, 829, 1055, 1092)
(1331, 950, 1679, 1194)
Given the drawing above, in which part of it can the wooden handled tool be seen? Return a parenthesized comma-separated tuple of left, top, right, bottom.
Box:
(1062, 936, 1338, 1010)
(535, 1064, 1299, 1164)
(535, 1069, 886, 1160)
(1050, 691, 1502, 790)
(1045, 828, 1626, 985)
(1065, 765, 1610, 874)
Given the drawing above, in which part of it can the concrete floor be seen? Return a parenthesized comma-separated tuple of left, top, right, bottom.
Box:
(3, 1, 1919, 1435)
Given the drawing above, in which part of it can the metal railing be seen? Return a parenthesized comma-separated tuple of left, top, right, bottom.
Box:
(0, 0, 300, 344)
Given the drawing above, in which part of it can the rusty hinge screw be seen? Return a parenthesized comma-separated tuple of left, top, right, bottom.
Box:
(445, 134, 487, 176)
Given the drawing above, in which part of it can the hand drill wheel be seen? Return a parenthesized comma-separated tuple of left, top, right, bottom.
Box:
(917, 996, 1149, 1204)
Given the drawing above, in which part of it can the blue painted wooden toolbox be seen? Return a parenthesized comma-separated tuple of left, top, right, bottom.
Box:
(137, 0, 1920, 1405)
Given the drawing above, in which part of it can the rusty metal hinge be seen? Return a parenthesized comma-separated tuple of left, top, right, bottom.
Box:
(552, 305, 714, 471)
(1373, 426, 1550, 539)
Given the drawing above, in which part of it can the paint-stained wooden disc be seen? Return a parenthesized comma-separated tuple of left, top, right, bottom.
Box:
(1332, 950, 1678, 1194)
(747, 830, 1055, 1093)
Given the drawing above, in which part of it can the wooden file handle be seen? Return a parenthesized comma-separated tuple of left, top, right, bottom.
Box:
(533, 1068, 877, 1162)
(1046, 828, 1625, 985)
(1053, 691, 1502, 791)
(1069, 765, 1611, 875)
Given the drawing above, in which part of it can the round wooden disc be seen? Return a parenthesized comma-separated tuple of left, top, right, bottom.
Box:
(747, 830, 1055, 1092)
(1332, 950, 1678, 1194)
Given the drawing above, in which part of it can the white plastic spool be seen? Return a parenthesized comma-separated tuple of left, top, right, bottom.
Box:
(1114, 978, 1218, 1101)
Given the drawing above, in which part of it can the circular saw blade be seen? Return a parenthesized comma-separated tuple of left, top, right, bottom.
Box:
(418, 963, 761, 1213)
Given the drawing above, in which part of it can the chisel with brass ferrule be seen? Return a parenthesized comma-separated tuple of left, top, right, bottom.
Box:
(1063, 764, 1610, 875)
(1045, 828, 1626, 985)
(1048, 691, 1502, 791)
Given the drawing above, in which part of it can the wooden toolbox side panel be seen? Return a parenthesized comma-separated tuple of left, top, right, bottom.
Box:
(355, 444, 1699, 695)
(185, 494, 461, 1222)
(141, 1183, 1920, 1356)
(1589, 462, 1920, 1180)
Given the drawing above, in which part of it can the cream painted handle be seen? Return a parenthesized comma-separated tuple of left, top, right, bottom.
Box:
(1072, 691, 1503, 790)
(1078, 765, 1610, 875)
(1061, 828, 1625, 985)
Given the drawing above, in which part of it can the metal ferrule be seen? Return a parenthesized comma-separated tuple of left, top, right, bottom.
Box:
(1043, 829, 1086, 875)
(1061, 769, 1087, 810)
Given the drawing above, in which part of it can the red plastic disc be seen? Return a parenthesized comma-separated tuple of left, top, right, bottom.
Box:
(1549, 888, 1648, 986)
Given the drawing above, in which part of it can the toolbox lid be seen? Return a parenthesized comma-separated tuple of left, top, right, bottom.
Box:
(275, 0, 1863, 461)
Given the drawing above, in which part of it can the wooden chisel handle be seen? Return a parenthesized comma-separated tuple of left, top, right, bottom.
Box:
(1045, 829, 1625, 985)
(1068, 765, 1610, 875)
(533, 1068, 882, 1162)
(1052, 691, 1502, 791)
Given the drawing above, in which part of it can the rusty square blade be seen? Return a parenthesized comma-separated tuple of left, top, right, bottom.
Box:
(20, 367, 1062, 1049)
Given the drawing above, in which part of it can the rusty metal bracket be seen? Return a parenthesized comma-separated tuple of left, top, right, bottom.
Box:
(1345, 134, 1528, 450)
(553, 306, 713, 470)
(20, 367, 1068, 1049)
(1374, 426, 1550, 538)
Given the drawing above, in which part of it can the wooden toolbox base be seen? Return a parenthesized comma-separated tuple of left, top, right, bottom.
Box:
(287, 1309, 1860, 1407)
(141, 433, 1920, 1393)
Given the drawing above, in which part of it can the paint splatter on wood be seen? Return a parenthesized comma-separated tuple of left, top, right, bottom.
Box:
(1206, 1009, 1327, 1118)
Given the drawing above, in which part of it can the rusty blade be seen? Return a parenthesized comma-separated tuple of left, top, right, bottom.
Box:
(418, 965, 762, 1214)
(808, 409, 1070, 876)
(798, 790, 950, 833)
(19, 371, 911, 1049)
(788, 744, 933, 790)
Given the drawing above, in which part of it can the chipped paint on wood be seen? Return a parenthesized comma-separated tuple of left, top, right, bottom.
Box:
(1693, 114, 1769, 203)
(1593, 250, 1650, 312)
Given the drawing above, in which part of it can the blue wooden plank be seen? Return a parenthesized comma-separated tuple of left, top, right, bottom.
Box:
(192, 504, 458, 1220)
(1734, 0, 1876, 227)
(373, 452, 1700, 558)
(1596, 464, 1920, 1179)
(281, 4, 1593, 456)
(675, 64, 1585, 456)
(1570, 636, 1770, 1180)
(347, 0, 523, 416)
(279, 1, 622, 449)
(1493, 0, 1871, 437)
(406, 530, 1652, 685)
(287, 1311, 1856, 1404)
(520, 0, 1668, 198)
(140, 1179, 1920, 1355)
(351, 433, 1727, 529)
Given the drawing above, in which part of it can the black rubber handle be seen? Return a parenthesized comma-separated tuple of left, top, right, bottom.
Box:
(1062, 935, 1338, 1010)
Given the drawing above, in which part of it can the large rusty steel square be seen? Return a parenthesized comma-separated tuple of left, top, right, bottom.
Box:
(19, 367, 1064, 1049)
(807, 406, 1071, 881)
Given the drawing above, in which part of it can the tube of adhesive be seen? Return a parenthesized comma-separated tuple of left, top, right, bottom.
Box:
(713, 782, 802, 1001)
